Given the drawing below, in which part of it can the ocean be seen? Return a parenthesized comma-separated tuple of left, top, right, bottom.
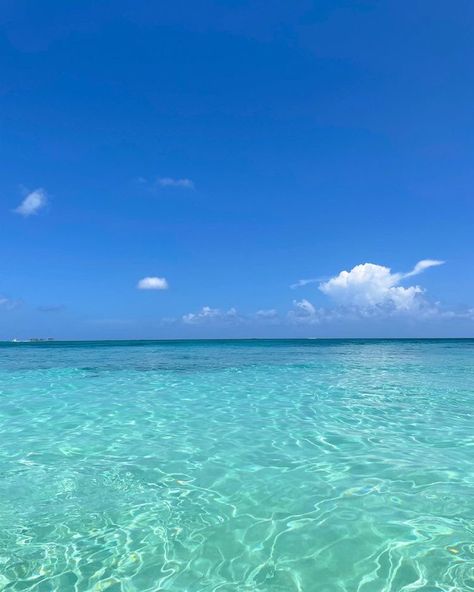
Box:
(1, 339, 473, 591)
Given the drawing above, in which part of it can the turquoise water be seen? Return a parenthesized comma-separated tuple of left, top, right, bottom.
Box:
(1, 339, 474, 592)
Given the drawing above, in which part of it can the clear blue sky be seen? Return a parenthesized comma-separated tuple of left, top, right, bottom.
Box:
(1, 1, 473, 339)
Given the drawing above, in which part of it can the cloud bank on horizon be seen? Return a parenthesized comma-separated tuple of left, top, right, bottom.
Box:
(182, 306, 238, 325)
(178, 259, 454, 327)
(4, 252, 471, 332)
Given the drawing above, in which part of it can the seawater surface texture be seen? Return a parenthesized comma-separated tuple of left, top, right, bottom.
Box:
(1, 339, 474, 592)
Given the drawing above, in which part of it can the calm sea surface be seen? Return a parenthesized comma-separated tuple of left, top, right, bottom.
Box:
(1, 339, 473, 591)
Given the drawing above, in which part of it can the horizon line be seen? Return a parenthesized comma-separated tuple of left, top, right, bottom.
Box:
(2, 336, 474, 345)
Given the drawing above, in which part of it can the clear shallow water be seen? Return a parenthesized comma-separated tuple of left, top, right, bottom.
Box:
(1, 339, 474, 592)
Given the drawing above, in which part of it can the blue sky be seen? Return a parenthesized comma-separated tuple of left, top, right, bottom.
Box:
(1, 0, 473, 339)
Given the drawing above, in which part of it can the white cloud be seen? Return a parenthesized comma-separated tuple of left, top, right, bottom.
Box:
(157, 177, 194, 189)
(137, 277, 169, 290)
(14, 188, 47, 216)
(137, 176, 195, 192)
(0, 296, 21, 310)
(294, 298, 316, 316)
(182, 306, 239, 325)
(288, 299, 320, 324)
(401, 259, 445, 279)
(255, 308, 278, 319)
(290, 278, 320, 289)
(179, 307, 281, 326)
(319, 259, 444, 314)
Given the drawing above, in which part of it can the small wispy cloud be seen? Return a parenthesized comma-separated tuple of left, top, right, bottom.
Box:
(14, 188, 48, 217)
(37, 305, 65, 313)
(182, 306, 239, 325)
(0, 296, 21, 311)
(157, 177, 194, 189)
(137, 277, 169, 290)
(287, 299, 320, 324)
(290, 278, 321, 290)
(401, 259, 445, 279)
(177, 307, 282, 326)
(138, 176, 195, 191)
(255, 308, 278, 319)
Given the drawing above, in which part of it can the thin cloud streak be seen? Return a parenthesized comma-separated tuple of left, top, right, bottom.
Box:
(401, 259, 445, 279)
(157, 177, 194, 189)
(290, 278, 321, 289)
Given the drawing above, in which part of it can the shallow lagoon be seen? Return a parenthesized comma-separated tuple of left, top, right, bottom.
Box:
(1, 339, 474, 591)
